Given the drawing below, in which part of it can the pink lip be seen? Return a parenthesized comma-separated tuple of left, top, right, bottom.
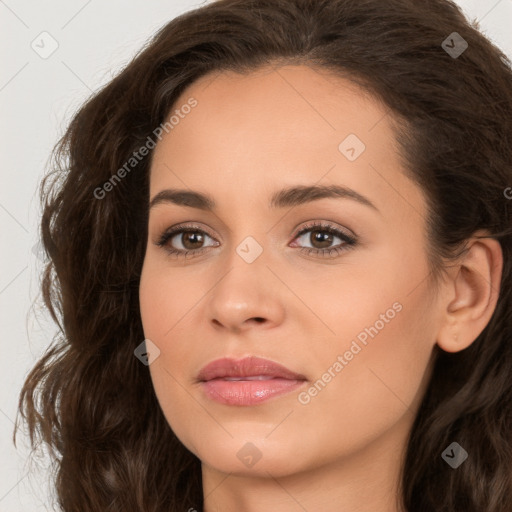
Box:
(197, 356, 307, 406)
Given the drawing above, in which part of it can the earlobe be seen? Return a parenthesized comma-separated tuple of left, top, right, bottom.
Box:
(436, 233, 503, 354)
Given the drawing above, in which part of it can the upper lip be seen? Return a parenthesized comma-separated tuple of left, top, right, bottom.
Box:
(197, 356, 307, 382)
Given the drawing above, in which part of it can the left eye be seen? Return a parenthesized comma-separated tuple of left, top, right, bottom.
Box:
(290, 222, 357, 256)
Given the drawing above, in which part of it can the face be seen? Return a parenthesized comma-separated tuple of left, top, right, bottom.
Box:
(139, 64, 440, 477)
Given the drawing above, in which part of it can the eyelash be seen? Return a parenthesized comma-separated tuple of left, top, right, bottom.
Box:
(155, 221, 357, 259)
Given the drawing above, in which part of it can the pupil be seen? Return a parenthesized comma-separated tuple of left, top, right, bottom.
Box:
(183, 232, 203, 249)
(312, 230, 332, 249)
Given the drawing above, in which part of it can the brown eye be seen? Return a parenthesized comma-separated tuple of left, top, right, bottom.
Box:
(305, 229, 335, 249)
(290, 221, 358, 258)
(175, 231, 206, 250)
(156, 225, 219, 258)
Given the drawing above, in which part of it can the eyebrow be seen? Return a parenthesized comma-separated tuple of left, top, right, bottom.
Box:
(149, 184, 379, 213)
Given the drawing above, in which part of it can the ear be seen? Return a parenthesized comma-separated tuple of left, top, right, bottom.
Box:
(436, 231, 503, 353)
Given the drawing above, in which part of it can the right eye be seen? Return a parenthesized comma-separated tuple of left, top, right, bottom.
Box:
(156, 224, 219, 258)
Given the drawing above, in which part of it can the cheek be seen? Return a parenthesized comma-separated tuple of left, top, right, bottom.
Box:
(297, 265, 436, 453)
(315, 321, 432, 461)
(139, 261, 211, 434)
(139, 267, 199, 385)
(139, 258, 196, 341)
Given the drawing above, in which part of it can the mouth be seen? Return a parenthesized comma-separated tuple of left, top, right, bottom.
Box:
(197, 356, 307, 406)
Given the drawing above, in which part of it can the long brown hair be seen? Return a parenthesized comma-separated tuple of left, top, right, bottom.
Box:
(14, 0, 512, 510)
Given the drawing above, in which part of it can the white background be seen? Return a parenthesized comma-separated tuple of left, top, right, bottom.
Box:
(1, 0, 511, 509)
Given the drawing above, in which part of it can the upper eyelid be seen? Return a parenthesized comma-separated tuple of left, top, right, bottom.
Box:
(295, 221, 353, 236)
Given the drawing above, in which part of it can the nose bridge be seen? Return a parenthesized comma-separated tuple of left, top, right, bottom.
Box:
(217, 231, 270, 300)
(205, 227, 284, 330)
(217, 193, 270, 267)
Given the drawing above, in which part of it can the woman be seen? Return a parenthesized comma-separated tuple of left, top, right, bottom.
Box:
(14, 0, 512, 510)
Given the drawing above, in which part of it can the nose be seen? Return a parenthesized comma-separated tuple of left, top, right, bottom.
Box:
(206, 263, 285, 334)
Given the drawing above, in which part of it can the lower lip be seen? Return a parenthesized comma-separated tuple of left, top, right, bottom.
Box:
(201, 378, 306, 405)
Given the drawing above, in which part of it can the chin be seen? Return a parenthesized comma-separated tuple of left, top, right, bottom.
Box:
(185, 431, 309, 477)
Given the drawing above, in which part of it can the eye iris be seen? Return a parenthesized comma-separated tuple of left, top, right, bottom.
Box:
(311, 230, 333, 249)
(182, 231, 204, 250)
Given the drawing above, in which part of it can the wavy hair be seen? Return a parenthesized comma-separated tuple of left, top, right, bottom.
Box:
(14, 0, 512, 510)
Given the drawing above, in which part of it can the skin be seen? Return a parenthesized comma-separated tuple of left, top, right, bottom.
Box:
(139, 64, 502, 512)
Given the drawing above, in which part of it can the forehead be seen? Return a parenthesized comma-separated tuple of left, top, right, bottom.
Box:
(159, 64, 389, 151)
(148, 64, 424, 220)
